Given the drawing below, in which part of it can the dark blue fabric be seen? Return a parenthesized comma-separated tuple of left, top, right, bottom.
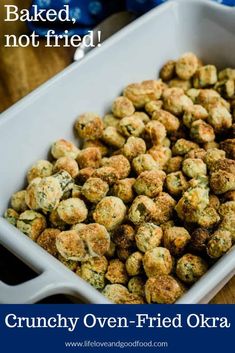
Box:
(28, 0, 235, 36)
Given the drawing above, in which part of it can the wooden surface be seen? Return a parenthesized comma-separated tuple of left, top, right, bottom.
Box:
(0, 0, 75, 112)
(0, 0, 234, 304)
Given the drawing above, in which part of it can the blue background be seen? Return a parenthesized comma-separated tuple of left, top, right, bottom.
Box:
(0, 305, 234, 353)
(28, 0, 235, 36)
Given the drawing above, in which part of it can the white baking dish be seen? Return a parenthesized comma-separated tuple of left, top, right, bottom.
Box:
(0, 0, 234, 304)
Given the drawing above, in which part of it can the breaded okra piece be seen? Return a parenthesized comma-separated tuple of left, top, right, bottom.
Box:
(207, 106, 232, 133)
(185, 148, 206, 161)
(145, 120, 166, 145)
(190, 120, 215, 144)
(132, 154, 160, 175)
(172, 138, 199, 156)
(4, 208, 19, 226)
(220, 139, 235, 159)
(135, 223, 163, 253)
(145, 100, 163, 116)
(11, 190, 28, 213)
(128, 195, 156, 225)
(80, 223, 111, 258)
(37, 228, 60, 257)
(112, 178, 135, 203)
(123, 136, 146, 160)
(112, 96, 135, 119)
(119, 115, 145, 137)
(207, 230, 232, 259)
(209, 194, 220, 210)
(163, 227, 191, 256)
(175, 52, 199, 80)
(143, 247, 173, 278)
(53, 170, 74, 193)
(27, 160, 53, 183)
(186, 88, 200, 103)
(160, 60, 176, 81)
(75, 112, 104, 140)
(128, 276, 145, 297)
(176, 253, 208, 284)
(125, 251, 143, 276)
(93, 166, 119, 185)
(57, 198, 88, 225)
(166, 156, 183, 173)
(218, 68, 235, 81)
(102, 127, 126, 149)
(112, 224, 135, 249)
(53, 157, 79, 178)
(175, 187, 209, 223)
(80, 256, 108, 290)
(49, 208, 67, 230)
(102, 284, 144, 304)
(145, 275, 184, 304)
(182, 158, 207, 178)
(123, 80, 163, 109)
(215, 79, 235, 99)
(56, 224, 110, 261)
(82, 139, 108, 157)
(196, 206, 220, 228)
(133, 170, 166, 198)
(147, 146, 172, 169)
(165, 171, 188, 197)
(105, 259, 128, 285)
(56, 230, 87, 261)
(209, 158, 235, 175)
(34, 177, 63, 212)
(190, 228, 210, 253)
(93, 196, 126, 231)
(193, 65, 217, 88)
(103, 113, 120, 128)
(219, 214, 235, 242)
(152, 109, 180, 133)
(101, 155, 131, 179)
(218, 201, 235, 217)
(153, 192, 176, 224)
(210, 170, 235, 194)
(82, 177, 109, 203)
(51, 139, 79, 160)
(183, 104, 208, 128)
(163, 87, 193, 116)
(17, 210, 47, 241)
(169, 78, 192, 92)
(77, 147, 102, 169)
(204, 148, 226, 170)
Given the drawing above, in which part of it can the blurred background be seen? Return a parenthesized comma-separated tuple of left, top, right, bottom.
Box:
(0, 0, 75, 112)
(0, 0, 234, 303)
